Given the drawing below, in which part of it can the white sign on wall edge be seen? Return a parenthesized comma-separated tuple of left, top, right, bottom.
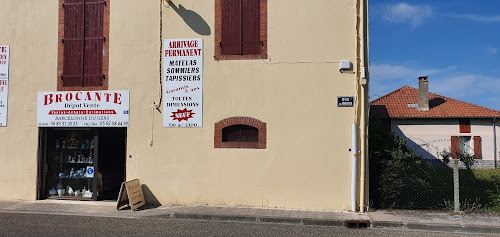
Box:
(0, 45, 9, 127)
(37, 90, 130, 127)
(163, 38, 203, 128)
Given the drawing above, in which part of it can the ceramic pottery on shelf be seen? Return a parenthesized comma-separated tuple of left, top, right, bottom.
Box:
(49, 188, 57, 195)
(67, 186, 74, 196)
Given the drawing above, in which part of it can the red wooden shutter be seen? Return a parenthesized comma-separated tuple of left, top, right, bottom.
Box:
(242, 0, 260, 55)
(63, 0, 85, 87)
(473, 136, 482, 159)
(459, 119, 471, 133)
(221, 0, 242, 55)
(83, 0, 105, 87)
(451, 136, 459, 159)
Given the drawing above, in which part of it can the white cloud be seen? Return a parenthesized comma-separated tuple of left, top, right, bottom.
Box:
(383, 3, 432, 28)
(452, 14, 500, 23)
(488, 47, 498, 55)
(432, 75, 500, 98)
(369, 63, 455, 99)
(370, 64, 456, 82)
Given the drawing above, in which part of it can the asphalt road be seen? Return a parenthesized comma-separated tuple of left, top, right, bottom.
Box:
(0, 212, 491, 237)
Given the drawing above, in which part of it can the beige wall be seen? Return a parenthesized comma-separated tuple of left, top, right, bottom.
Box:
(0, 1, 58, 200)
(0, 0, 367, 211)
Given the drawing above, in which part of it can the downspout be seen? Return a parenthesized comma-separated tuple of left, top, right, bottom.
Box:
(351, 124, 358, 212)
(358, 0, 369, 213)
(352, 0, 368, 213)
(350, 0, 361, 213)
(494, 118, 497, 169)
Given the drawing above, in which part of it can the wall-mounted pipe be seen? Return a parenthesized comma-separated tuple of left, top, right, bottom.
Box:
(354, 0, 369, 213)
(351, 124, 358, 212)
(494, 118, 497, 169)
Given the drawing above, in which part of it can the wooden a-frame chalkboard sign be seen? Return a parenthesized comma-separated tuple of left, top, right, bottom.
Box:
(116, 179, 146, 211)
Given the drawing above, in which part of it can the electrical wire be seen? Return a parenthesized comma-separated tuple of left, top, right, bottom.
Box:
(151, 0, 166, 147)
(155, 0, 164, 112)
(261, 55, 340, 65)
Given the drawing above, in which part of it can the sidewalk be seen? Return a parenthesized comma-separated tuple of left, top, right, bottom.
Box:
(0, 200, 499, 235)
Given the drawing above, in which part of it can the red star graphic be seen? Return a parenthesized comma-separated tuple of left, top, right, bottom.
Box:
(170, 108, 195, 122)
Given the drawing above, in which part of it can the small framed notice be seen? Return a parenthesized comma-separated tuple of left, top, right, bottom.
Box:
(337, 96, 354, 107)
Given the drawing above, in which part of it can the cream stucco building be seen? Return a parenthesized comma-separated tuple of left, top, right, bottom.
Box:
(0, 0, 369, 212)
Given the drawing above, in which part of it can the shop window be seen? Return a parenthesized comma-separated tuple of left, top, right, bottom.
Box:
(214, 0, 267, 60)
(58, 0, 109, 91)
(215, 116, 266, 149)
(459, 119, 471, 133)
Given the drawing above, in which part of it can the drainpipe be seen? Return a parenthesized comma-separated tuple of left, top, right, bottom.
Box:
(494, 118, 497, 169)
(357, 0, 369, 213)
(351, 0, 368, 213)
(351, 124, 358, 212)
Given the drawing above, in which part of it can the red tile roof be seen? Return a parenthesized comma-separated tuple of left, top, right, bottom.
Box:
(370, 85, 500, 119)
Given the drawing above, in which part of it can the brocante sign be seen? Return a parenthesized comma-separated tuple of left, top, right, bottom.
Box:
(37, 90, 129, 127)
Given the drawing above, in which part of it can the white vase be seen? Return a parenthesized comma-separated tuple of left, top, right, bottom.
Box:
(67, 186, 74, 196)
(49, 188, 57, 195)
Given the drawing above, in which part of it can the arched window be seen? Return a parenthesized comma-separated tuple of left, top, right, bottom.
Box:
(215, 117, 266, 149)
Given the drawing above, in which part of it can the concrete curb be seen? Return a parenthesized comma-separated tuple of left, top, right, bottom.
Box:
(169, 213, 500, 234)
(372, 221, 500, 235)
(0, 209, 499, 235)
(170, 213, 343, 226)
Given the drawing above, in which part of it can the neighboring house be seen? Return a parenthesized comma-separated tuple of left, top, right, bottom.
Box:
(0, 0, 370, 212)
(370, 77, 500, 169)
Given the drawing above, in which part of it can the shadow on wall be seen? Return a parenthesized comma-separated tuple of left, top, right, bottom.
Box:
(142, 184, 161, 206)
(168, 2, 211, 36)
(392, 124, 442, 161)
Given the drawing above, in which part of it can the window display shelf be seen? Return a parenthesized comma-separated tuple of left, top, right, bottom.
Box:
(47, 195, 93, 200)
(60, 147, 93, 150)
(57, 177, 93, 180)
(44, 130, 99, 201)
(61, 162, 94, 165)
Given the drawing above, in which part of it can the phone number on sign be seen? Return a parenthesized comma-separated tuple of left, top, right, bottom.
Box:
(99, 121, 129, 126)
(50, 121, 79, 126)
(47, 121, 129, 127)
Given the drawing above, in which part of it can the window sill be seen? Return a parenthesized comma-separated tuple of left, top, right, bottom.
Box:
(218, 142, 264, 149)
(214, 54, 267, 61)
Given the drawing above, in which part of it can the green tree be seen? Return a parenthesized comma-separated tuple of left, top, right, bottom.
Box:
(369, 120, 424, 209)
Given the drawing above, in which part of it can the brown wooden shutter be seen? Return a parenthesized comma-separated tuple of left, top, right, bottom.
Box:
(451, 136, 459, 159)
(473, 136, 482, 159)
(63, 0, 85, 87)
(221, 0, 242, 55)
(83, 0, 105, 87)
(242, 0, 260, 55)
(459, 119, 471, 133)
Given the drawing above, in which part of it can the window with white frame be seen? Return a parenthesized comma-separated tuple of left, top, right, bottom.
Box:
(458, 136, 471, 154)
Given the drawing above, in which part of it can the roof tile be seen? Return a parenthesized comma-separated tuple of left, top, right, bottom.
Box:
(370, 85, 500, 119)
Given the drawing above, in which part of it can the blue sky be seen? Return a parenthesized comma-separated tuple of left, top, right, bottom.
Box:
(369, 0, 500, 110)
